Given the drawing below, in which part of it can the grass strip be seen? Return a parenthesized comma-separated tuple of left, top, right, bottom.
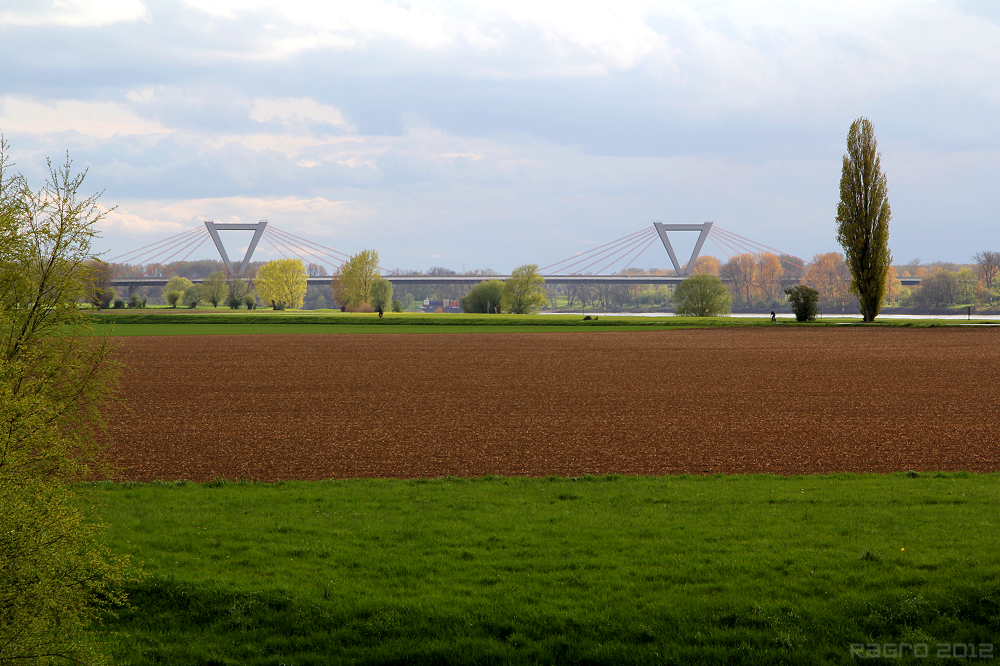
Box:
(87, 310, 988, 336)
(83, 473, 1000, 664)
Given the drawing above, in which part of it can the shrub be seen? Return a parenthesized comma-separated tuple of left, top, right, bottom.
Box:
(391, 299, 403, 312)
(226, 294, 242, 309)
(164, 290, 183, 308)
(113, 298, 125, 309)
(127, 293, 143, 308)
(243, 294, 257, 310)
(461, 280, 504, 313)
(785, 285, 820, 322)
(674, 274, 731, 317)
(271, 300, 286, 311)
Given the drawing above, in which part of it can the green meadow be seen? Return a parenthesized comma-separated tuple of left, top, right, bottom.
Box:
(87, 309, 989, 336)
(85, 473, 1000, 665)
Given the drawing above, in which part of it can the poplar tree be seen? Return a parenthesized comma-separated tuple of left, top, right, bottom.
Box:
(836, 117, 892, 322)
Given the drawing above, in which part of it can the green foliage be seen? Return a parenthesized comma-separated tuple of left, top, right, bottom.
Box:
(242, 293, 257, 310)
(673, 274, 731, 316)
(165, 291, 184, 308)
(201, 271, 228, 307)
(127, 292, 144, 308)
(502, 265, 547, 314)
(113, 297, 125, 309)
(256, 259, 307, 309)
(461, 279, 504, 313)
(86, 474, 1000, 664)
(226, 294, 242, 309)
(338, 249, 380, 307)
(784, 284, 820, 322)
(837, 117, 893, 322)
(369, 276, 393, 311)
(391, 299, 403, 313)
(0, 138, 132, 664)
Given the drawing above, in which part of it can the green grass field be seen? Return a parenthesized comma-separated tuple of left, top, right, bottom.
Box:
(83, 473, 1000, 665)
(87, 309, 988, 336)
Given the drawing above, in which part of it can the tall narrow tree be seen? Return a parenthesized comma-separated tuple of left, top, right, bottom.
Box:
(836, 117, 892, 322)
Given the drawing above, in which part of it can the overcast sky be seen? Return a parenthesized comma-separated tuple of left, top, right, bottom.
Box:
(2, 0, 998, 272)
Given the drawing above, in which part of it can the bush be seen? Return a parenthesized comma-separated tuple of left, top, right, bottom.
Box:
(370, 277, 393, 312)
(461, 280, 505, 313)
(271, 300, 286, 311)
(391, 299, 403, 312)
(127, 293, 143, 308)
(674, 274, 731, 317)
(243, 294, 257, 310)
(226, 294, 242, 309)
(164, 290, 183, 308)
(113, 298, 125, 309)
(785, 285, 820, 322)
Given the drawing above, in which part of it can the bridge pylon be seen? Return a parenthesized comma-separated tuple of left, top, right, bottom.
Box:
(204, 220, 268, 279)
(652, 221, 713, 276)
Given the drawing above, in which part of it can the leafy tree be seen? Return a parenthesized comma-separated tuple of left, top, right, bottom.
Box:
(339, 249, 380, 307)
(391, 299, 403, 312)
(226, 293, 242, 309)
(163, 290, 183, 307)
(916, 269, 959, 307)
(183, 285, 201, 308)
(369, 277, 393, 311)
(754, 253, 784, 303)
(83, 259, 113, 307)
(502, 264, 547, 314)
(802, 252, 852, 307)
(256, 258, 307, 309)
(163, 275, 194, 308)
(721, 253, 755, 306)
(243, 293, 257, 309)
(690, 255, 721, 275)
(674, 274, 731, 316)
(837, 117, 892, 322)
(883, 265, 901, 305)
(973, 251, 999, 291)
(784, 285, 820, 322)
(0, 139, 132, 664)
(201, 271, 228, 307)
(228, 277, 251, 301)
(461, 280, 504, 313)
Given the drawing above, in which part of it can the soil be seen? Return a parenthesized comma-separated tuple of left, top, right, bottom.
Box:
(102, 327, 1000, 481)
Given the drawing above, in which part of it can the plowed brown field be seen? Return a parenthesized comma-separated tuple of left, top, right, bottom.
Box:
(103, 327, 1000, 480)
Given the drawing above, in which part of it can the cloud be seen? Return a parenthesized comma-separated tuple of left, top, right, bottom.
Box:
(0, 96, 168, 138)
(0, 0, 148, 27)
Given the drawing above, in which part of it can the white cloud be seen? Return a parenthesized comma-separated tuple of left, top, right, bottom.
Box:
(249, 97, 353, 129)
(0, 96, 168, 138)
(0, 0, 148, 27)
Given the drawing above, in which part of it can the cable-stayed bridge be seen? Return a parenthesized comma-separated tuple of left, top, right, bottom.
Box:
(107, 220, 921, 290)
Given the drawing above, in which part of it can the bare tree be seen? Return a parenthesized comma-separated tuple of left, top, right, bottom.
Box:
(973, 251, 1000, 291)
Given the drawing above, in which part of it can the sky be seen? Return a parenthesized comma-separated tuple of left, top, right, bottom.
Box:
(1, 0, 998, 273)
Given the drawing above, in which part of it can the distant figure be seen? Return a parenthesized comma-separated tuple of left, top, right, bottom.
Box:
(770, 311, 776, 322)
(378, 307, 384, 318)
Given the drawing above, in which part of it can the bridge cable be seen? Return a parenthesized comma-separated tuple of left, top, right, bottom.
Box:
(597, 235, 660, 276)
(107, 226, 203, 264)
(132, 229, 212, 278)
(540, 227, 653, 273)
(591, 233, 660, 275)
(110, 228, 207, 277)
(265, 227, 344, 272)
(159, 234, 212, 278)
(548, 228, 656, 275)
(566, 228, 657, 275)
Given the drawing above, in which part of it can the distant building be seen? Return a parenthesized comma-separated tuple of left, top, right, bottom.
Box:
(421, 299, 463, 313)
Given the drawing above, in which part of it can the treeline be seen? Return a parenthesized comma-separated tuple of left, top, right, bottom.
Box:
(95, 250, 1000, 313)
